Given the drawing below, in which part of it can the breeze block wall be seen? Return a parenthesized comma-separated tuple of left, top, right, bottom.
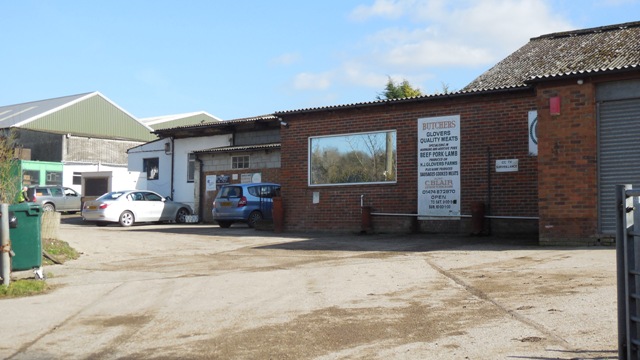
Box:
(278, 90, 538, 235)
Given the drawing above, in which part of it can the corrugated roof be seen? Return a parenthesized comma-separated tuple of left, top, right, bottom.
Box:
(274, 86, 532, 115)
(140, 111, 222, 130)
(0, 92, 92, 128)
(194, 142, 280, 154)
(0, 92, 156, 141)
(463, 21, 640, 91)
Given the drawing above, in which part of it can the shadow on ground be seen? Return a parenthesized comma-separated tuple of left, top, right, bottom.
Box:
(62, 214, 613, 253)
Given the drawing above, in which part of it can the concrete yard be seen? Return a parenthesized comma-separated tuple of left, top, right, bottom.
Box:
(1, 216, 618, 359)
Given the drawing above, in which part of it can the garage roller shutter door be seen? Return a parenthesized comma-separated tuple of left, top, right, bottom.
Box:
(598, 98, 640, 234)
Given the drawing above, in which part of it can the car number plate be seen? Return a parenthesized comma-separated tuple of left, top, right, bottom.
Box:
(87, 205, 97, 210)
(220, 201, 232, 207)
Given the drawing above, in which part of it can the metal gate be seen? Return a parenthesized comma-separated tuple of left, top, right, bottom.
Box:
(616, 184, 640, 359)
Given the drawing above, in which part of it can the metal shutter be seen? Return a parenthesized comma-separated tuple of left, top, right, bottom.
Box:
(598, 98, 640, 234)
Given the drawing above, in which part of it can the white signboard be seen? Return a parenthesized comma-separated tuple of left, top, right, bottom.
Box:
(528, 110, 538, 156)
(417, 115, 461, 218)
(205, 175, 217, 191)
(496, 159, 519, 172)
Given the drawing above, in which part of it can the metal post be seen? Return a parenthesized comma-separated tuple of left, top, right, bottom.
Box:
(1, 203, 10, 286)
(617, 185, 629, 359)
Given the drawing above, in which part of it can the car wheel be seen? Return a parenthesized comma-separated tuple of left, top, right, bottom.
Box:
(217, 221, 232, 228)
(119, 211, 135, 227)
(175, 208, 190, 223)
(42, 203, 55, 212)
(95, 222, 108, 227)
(247, 211, 263, 228)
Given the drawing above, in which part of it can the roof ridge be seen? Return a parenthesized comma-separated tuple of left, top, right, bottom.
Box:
(533, 20, 640, 41)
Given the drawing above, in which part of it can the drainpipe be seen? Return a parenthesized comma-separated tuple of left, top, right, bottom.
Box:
(196, 156, 204, 221)
(486, 146, 492, 235)
(170, 137, 175, 199)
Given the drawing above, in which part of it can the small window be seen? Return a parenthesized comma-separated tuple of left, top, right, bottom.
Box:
(72, 172, 82, 185)
(143, 158, 159, 180)
(187, 153, 196, 182)
(46, 171, 63, 186)
(232, 155, 250, 169)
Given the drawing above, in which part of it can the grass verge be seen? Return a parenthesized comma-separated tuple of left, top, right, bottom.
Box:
(0, 238, 79, 298)
(42, 238, 80, 265)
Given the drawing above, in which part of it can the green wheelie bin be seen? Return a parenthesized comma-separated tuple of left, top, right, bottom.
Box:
(8, 202, 43, 276)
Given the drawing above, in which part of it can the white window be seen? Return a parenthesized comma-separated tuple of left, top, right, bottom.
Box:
(187, 153, 196, 182)
(232, 155, 250, 169)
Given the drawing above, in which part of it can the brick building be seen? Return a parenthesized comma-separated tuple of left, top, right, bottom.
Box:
(275, 21, 640, 245)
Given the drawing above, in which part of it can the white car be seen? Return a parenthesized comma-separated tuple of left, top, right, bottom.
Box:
(82, 190, 192, 227)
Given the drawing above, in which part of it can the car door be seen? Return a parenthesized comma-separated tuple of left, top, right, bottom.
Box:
(49, 187, 65, 210)
(63, 188, 81, 211)
(142, 191, 166, 221)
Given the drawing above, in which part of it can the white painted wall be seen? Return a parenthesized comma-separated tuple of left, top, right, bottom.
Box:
(172, 135, 230, 209)
(127, 138, 173, 197)
(63, 163, 140, 195)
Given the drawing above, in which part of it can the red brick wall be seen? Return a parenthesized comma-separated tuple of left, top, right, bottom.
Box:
(279, 91, 538, 234)
(536, 80, 599, 244)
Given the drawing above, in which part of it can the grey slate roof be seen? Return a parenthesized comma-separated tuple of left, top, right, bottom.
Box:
(463, 21, 640, 92)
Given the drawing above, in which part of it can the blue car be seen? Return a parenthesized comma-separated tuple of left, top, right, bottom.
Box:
(212, 183, 281, 228)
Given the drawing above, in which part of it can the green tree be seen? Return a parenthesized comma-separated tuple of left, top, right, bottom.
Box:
(377, 76, 423, 100)
(0, 130, 20, 204)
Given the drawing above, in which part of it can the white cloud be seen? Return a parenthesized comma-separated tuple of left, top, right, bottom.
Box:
(385, 40, 494, 67)
(349, 0, 410, 21)
(270, 52, 301, 66)
(292, 0, 575, 96)
(292, 72, 333, 90)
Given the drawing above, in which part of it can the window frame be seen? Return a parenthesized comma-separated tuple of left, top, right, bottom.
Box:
(231, 155, 250, 170)
(143, 158, 160, 180)
(187, 153, 196, 182)
(308, 130, 397, 187)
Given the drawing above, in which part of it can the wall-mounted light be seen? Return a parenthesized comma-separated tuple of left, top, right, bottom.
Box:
(278, 118, 289, 128)
(577, 79, 584, 85)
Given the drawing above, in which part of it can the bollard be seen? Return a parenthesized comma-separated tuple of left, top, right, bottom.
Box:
(361, 206, 372, 234)
(471, 202, 485, 236)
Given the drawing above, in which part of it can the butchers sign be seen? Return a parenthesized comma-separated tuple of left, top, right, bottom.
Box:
(417, 115, 461, 218)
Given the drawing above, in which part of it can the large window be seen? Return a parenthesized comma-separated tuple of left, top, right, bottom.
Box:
(309, 130, 397, 186)
(143, 158, 159, 180)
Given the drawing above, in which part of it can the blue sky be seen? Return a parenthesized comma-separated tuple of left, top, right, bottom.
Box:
(2, 0, 639, 120)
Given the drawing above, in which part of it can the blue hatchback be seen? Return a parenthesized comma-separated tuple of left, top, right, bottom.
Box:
(212, 183, 281, 228)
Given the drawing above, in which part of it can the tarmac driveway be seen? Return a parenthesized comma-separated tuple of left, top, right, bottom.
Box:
(1, 216, 618, 359)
